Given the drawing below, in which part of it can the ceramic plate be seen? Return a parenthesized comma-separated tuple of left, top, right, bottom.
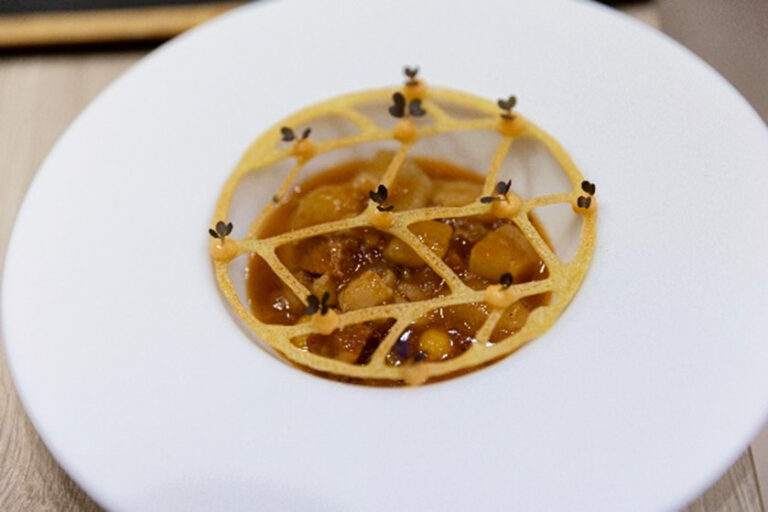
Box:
(3, 0, 768, 510)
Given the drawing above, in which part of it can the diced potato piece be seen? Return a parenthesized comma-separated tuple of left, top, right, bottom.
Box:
(338, 269, 394, 311)
(383, 238, 423, 267)
(502, 225, 543, 281)
(396, 281, 427, 302)
(418, 328, 453, 361)
(452, 217, 488, 243)
(311, 274, 338, 306)
(430, 179, 482, 207)
(449, 303, 489, 332)
(412, 221, 453, 258)
(376, 267, 397, 288)
(389, 159, 432, 210)
(291, 184, 364, 229)
(383, 221, 453, 267)
(469, 224, 541, 281)
(469, 227, 514, 281)
(494, 301, 531, 337)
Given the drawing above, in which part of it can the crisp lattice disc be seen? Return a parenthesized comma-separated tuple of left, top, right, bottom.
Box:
(210, 85, 596, 384)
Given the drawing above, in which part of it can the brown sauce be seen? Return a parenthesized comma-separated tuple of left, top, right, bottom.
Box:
(246, 152, 551, 365)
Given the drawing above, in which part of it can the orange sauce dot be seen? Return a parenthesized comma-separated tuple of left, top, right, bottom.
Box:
(403, 363, 429, 386)
(393, 119, 416, 142)
(369, 209, 395, 229)
(312, 310, 339, 335)
(292, 139, 315, 162)
(403, 80, 427, 101)
(495, 115, 526, 136)
(491, 193, 522, 219)
(572, 195, 598, 215)
(485, 284, 515, 309)
(210, 238, 238, 262)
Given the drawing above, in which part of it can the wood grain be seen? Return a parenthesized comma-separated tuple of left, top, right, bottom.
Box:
(0, 4, 764, 511)
(0, 2, 244, 48)
(0, 52, 141, 512)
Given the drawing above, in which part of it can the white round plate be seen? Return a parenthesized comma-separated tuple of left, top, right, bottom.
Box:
(4, 0, 768, 510)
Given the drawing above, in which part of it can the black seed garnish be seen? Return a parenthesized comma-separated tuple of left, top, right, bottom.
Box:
(480, 196, 499, 204)
(499, 272, 514, 289)
(389, 92, 427, 118)
(302, 127, 312, 140)
(377, 205, 395, 212)
(272, 195, 280, 203)
(305, 292, 332, 316)
(305, 294, 320, 315)
(280, 126, 295, 142)
(209, 220, 233, 240)
(320, 291, 331, 315)
(577, 196, 592, 209)
(409, 99, 426, 117)
(581, 180, 596, 196)
(389, 92, 406, 118)
(414, 351, 428, 363)
(496, 180, 512, 196)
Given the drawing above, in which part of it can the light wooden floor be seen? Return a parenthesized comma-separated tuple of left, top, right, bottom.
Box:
(0, 4, 765, 511)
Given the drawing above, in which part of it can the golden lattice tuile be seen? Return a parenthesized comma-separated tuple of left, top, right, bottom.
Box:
(210, 83, 597, 385)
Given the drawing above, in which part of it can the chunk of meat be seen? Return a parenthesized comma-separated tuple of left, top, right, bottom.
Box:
(430, 179, 482, 207)
(469, 224, 542, 282)
(338, 269, 394, 311)
(291, 184, 365, 229)
(299, 320, 393, 364)
(293, 234, 366, 279)
(308, 324, 371, 363)
(383, 221, 453, 267)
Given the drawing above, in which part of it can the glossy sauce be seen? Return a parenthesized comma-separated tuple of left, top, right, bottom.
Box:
(246, 153, 551, 365)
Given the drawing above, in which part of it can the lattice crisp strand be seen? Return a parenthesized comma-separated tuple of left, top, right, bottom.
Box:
(210, 83, 597, 384)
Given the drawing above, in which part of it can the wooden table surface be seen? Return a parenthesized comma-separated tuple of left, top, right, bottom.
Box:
(0, 4, 765, 511)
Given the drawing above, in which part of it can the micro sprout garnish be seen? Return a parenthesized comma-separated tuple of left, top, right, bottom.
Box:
(208, 220, 233, 241)
(280, 126, 312, 142)
(369, 184, 394, 211)
(388, 92, 426, 119)
(404, 66, 419, 86)
(305, 291, 331, 316)
(577, 196, 592, 209)
(497, 95, 517, 120)
(480, 180, 513, 204)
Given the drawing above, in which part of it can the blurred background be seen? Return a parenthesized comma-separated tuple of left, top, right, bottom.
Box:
(0, 0, 766, 511)
(0, 0, 765, 119)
